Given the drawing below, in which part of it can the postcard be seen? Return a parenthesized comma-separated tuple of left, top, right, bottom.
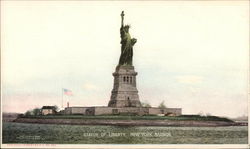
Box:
(1, 0, 249, 148)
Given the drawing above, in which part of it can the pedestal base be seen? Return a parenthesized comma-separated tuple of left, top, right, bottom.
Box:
(108, 65, 141, 107)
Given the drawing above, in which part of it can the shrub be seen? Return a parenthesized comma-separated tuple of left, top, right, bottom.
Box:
(141, 101, 152, 108)
(24, 110, 32, 116)
(158, 101, 167, 108)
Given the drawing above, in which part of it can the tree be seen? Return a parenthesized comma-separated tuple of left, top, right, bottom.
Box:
(141, 101, 152, 108)
(24, 110, 32, 116)
(24, 107, 41, 116)
(32, 108, 41, 116)
(158, 101, 167, 108)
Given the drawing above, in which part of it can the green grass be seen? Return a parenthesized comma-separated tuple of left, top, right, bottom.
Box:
(2, 122, 247, 144)
(19, 114, 234, 122)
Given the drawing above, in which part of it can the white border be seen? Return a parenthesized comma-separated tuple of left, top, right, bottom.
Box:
(1, 0, 249, 148)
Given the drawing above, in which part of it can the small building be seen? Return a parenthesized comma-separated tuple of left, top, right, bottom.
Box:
(41, 106, 56, 115)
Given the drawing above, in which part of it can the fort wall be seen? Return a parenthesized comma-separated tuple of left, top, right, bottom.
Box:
(64, 106, 182, 116)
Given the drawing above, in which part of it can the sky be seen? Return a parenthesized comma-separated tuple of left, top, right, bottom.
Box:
(1, 1, 249, 118)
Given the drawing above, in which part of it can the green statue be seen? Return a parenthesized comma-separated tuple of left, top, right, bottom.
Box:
(118, 11, 137, 66)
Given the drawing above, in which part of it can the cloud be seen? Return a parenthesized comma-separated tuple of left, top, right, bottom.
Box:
(175, 75, 204, 84)
(83, 83, 98, 91)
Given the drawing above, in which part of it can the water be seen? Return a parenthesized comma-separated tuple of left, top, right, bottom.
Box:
(2, 122, 248, 144)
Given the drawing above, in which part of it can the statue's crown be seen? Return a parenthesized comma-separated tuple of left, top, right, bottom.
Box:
(124, 25, 130, 29)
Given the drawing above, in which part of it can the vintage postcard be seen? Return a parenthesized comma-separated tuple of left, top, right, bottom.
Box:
(1, 0, 249, 148)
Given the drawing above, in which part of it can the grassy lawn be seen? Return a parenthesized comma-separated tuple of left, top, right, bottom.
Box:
(3, 122, 247, 144)
(19, 115, 234, 122)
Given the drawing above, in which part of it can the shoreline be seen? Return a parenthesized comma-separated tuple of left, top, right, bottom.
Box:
(13, 118, 247, 127)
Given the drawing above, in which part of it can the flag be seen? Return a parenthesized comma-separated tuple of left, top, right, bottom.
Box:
(63, 88, 73, 96)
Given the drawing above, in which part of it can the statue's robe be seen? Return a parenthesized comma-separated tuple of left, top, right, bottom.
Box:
(119, 27, 135, 65)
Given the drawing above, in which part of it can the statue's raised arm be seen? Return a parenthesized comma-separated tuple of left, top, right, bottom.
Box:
(121, 11, 124, 27)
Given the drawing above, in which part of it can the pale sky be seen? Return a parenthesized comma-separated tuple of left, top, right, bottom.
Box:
(1, 1, 249, 118)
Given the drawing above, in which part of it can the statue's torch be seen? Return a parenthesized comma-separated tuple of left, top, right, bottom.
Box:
(121, 11, 124, 27)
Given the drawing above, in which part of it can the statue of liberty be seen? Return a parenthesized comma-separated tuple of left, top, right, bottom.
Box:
(118, 11, 137, 66)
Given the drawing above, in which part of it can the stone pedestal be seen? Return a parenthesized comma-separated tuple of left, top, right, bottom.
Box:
(108, 65, 141, 107)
